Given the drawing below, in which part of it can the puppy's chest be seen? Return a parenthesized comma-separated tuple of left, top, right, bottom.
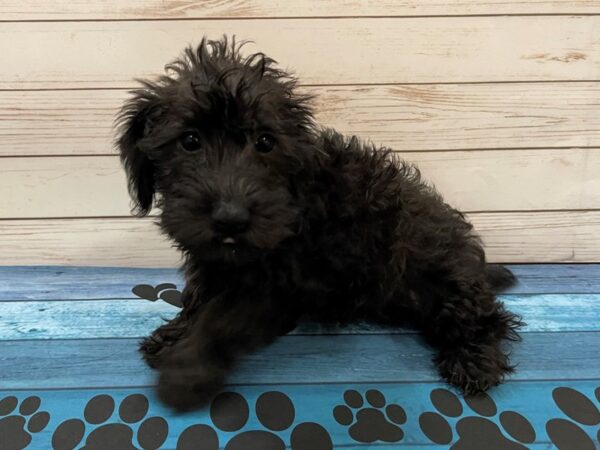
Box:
(276, 245, 387, 312)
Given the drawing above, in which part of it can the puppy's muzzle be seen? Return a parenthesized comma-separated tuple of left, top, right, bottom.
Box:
(211, 200, 250, 237)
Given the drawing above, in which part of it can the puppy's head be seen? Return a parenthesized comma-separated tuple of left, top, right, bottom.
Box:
(116, 37, 316, 262)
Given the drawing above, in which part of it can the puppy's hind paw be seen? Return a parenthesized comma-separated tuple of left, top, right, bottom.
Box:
(436, 345, 514, 396)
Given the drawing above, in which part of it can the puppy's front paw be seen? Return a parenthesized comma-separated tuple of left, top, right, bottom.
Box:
(436, 344, 514, 395)
(140, 315, 191, 369)
(157, 363, 225, 411)
(139, 334, 168, 369)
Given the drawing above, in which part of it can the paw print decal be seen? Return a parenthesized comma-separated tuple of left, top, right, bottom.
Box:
(0, 396, 50, 450)
(177, 391, 332, 450)
(419, 388, 535, 449)
(132, 283, 183, 307)
(333, 389, 407, 443)
(52, 394, 168, 450)
(546, 386, 600, 450)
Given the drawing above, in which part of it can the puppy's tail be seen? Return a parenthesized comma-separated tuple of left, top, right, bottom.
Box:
(485, 264, 517, 292)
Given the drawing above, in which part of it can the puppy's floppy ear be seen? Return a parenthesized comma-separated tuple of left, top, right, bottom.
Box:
(116, 92, 163, 216)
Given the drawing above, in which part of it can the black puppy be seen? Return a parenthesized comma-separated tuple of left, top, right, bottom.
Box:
(117, 37, 521, 410)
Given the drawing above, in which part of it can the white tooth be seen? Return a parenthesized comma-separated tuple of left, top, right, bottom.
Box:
(223, 237, 236, 244)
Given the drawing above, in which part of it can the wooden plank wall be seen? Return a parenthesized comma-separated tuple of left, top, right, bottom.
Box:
(0, 1, 599, 266)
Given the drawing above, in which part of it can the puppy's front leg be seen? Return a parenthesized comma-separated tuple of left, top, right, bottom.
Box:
(155, 293, 288, 410)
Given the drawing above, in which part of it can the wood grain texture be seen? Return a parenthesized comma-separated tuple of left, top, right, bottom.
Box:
(0, 266, 183, 300)
(2, 83, 600, 157)
(1, 212, 599, 266)
(2, 265, 598, 301)
(3, 149, 599, 218)
(474, 211, 600, 263)
(0, 218, 182, 268)
(0, 381, 596, 449)
(3, 0, 599, 20)
(1, 332, 598, 389)
(1, 294, 597, 340)
(504, 265, 600, 294)
(1, 16, 599, 89)
(0, 156, 132, 219)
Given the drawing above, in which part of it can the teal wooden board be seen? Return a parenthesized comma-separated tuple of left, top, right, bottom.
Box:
(503, 264, 600, 294)
(1, 265, 600, 301)
(0, 266, 180, 301)
(1, 264, 599, 450)
(0, 381, 597, 449)
(1, 294, 600, 341)
(2, 332, 599, 390)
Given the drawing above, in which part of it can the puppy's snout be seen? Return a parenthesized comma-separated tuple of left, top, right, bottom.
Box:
(211, 201, 250, 235)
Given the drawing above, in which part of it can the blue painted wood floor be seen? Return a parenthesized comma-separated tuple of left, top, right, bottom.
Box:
(0, 265, 599, 450)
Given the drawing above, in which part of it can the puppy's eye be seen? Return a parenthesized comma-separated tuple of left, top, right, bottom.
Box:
(255, 134, 276, 153)
(179, 131, 202, 152)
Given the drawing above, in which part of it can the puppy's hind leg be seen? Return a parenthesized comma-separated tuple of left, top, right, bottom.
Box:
(418, 274, 523, 395)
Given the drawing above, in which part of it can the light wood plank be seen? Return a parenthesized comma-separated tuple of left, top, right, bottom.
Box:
(475, 211, 600, 263)
(1, 333, 598, 389)
(0, 218, 182, 268)
(0, 212, 599, 266)
(0, 382, 596, 449)
(1, 294, 597, 340)
(2, 149, 599, 218)
(408, 149, 600, 212)
(0, 156, 130, 219)
(2, 83, 600, 157)
(317, 83, 600, 151)
(1, 17, 599, 89)
(2, 265, 598, 301)
(2, 0, 599, 20)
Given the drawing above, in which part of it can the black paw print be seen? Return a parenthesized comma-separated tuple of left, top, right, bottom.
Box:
(419, 388, 535, 449)
(546, 386, 600, 450)
(132, 283, 183, 307)
(52, 393, 168, 450)
(0, 396, 50, 450)
(177, 391, 332, 450)
(333, 389, 407, 443)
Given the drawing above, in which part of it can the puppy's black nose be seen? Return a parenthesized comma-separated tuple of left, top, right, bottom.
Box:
(211, 201, 250, 235)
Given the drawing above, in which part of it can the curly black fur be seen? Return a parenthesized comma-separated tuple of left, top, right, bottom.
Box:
(117, 37, 522, 410)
